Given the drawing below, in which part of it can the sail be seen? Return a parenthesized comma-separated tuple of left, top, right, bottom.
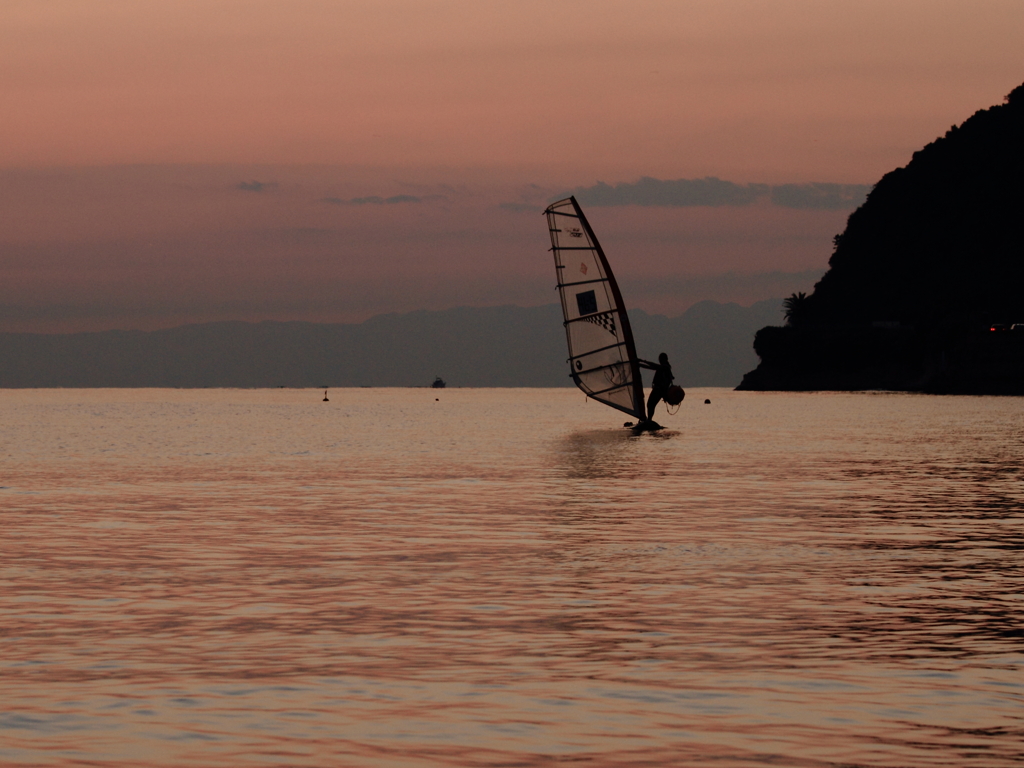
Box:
(545, 196, 646, 421)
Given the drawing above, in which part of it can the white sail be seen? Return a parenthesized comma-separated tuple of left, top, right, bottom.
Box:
(545, 196, 646, 421)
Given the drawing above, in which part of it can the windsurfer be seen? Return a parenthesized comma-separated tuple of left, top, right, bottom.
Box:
(639, 353, 673, 422)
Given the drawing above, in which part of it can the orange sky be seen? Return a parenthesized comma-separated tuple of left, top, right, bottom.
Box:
(2, 1, 1023, 331)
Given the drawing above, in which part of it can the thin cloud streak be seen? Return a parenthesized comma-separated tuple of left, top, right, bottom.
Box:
(559, 177, 871, 210)
(323, 195, 422, 206)
(237, 180, 277, 192)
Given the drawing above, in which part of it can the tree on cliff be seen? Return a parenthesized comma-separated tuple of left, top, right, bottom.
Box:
(783, 292, 809, 326)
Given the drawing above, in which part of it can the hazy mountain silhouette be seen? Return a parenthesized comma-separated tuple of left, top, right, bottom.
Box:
(0, 301, 782, 389)
(739, 82, 1024, 394)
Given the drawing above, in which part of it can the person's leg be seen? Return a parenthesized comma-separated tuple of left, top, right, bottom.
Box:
(646, 390, 662, 421)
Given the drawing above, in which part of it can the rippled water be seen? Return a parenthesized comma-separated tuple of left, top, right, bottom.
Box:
(2, 388, 1022, 767)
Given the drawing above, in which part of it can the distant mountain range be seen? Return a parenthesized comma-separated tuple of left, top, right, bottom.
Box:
(0, 300, 782, 388)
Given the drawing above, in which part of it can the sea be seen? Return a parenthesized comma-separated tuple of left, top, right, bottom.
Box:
(2, 387, 1022, 767)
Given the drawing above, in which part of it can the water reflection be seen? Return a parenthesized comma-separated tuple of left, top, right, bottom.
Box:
(1, 389, 1022, 767)
(555, 429, 640, 479)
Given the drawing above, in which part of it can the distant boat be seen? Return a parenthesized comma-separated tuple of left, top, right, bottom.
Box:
(544, 196, 648, 426)
(431, 376, 446, 389)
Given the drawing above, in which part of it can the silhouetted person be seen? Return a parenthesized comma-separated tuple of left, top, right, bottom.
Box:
(639, 352, 673, 422)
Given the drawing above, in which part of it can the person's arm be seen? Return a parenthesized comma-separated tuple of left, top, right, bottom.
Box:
(637, 359, 658, 370)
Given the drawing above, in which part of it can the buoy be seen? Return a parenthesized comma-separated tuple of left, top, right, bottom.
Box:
(323, 390, 329, 402)
(704, 399, 711, 404)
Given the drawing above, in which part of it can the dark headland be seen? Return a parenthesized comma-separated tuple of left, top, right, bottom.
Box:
(738, 82, 1024, 394)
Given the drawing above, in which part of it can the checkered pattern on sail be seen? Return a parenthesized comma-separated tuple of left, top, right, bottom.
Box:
(581, 311, 617, 336)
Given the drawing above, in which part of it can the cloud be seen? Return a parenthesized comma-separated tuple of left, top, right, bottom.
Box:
(323, 194, 421, 205)
(621, 269, 825, 302)
(769, 183, 871, 210)
(549, 177, 870, 210)
(237, 180, 277, 192)
(571, 177, 768, 207)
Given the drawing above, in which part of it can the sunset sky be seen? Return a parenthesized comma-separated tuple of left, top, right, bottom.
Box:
(3, 0, 1023, 332)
